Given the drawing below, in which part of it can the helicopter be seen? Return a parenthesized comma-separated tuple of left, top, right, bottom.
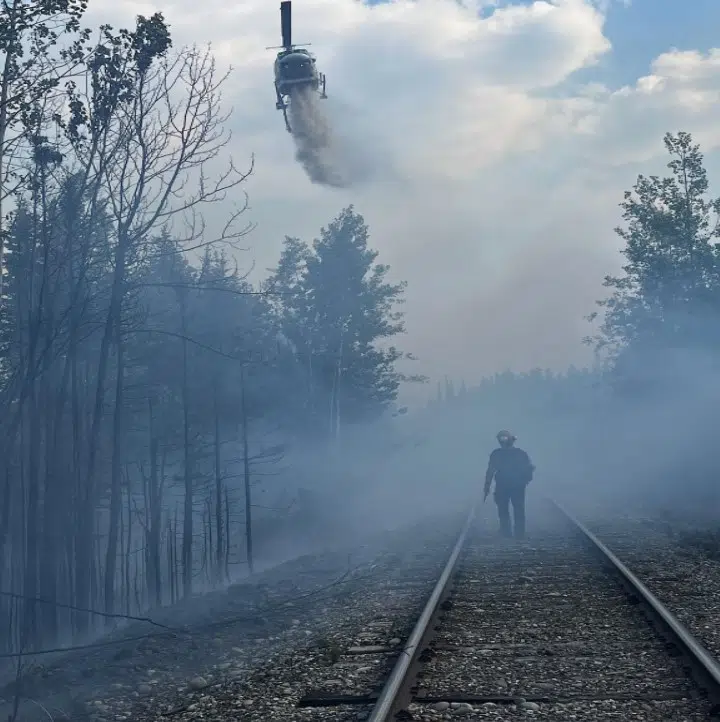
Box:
(269, 1, 327, 133)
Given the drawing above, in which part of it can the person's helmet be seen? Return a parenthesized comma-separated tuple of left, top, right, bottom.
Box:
(496, 430, 516, 447)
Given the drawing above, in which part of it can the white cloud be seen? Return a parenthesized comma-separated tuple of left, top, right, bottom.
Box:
(86, 0, 720, 398)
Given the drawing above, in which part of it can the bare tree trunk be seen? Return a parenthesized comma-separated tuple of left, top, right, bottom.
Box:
(204, 499, 211, 584)
(166, 518, 174, 605)
(20, 154, 47, 650)
(133, 559, 141, 614)
(41, 349, 72, 644)
(213, 379, 223, 583)
(90, 514, 102, 633)
(240, 365, 253, 573)
(77, 209, 130, 627)
(22, 393, 41, 648)
(104, 325, 125, 620)
(173, 505, 180, 603)
(179, 290, 193, 598)
(147, 403, 161, 607)
(118, 486, 125, 617)
(124, 473, 132, 615)
(0, 467, 11, 645)
(224, 486, 230, 583)
(74, 384, 105, 630)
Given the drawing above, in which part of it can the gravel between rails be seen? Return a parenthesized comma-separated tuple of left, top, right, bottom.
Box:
(408, 509, 712, 721)
(582, 514, 720, 664)
(0, 515, 464, 722)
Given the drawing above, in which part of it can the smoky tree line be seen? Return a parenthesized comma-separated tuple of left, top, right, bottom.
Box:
(0, 3, 412, 656)
(439, 130, 720, 401)
(433, 131, 720, 504)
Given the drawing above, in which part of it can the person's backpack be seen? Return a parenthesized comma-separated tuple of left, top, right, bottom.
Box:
(496, 448, 534, 484)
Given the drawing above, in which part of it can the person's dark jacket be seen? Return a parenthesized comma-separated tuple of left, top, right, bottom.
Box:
(485, 447, 534, 490)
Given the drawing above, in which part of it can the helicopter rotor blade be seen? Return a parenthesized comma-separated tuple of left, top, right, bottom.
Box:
(280, 1, 292, 49)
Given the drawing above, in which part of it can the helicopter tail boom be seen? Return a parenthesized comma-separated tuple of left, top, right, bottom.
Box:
(280, 1, 292, 50)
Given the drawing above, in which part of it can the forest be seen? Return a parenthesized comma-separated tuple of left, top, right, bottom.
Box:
(1, 0, 719, 668)
(0, 5, 414, 659)
(419, 131, 720, 519)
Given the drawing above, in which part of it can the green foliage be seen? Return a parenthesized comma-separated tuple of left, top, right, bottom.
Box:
(267, 206, 412, 431)
(64, 13, 171, 143)
(589, 132, 720, 387)
(0, 0, 89, 99)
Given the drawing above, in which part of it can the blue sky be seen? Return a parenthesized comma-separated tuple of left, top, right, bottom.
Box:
(598, 0, 720, 84)
(363, 0, 720, 88)
(92, 0, 720, 384)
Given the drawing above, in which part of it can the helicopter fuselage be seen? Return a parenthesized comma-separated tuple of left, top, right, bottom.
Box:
(274, 49, 321, 96)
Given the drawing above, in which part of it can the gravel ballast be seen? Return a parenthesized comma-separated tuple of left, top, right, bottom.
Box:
(7, 500, 718, 722)
(408, 506, 713, 721)
(582, 511, 720, 663)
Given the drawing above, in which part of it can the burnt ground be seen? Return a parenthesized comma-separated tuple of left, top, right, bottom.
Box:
(0, 512, 462, 722)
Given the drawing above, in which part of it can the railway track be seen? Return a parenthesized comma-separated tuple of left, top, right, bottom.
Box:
(298, 500, 720, 721)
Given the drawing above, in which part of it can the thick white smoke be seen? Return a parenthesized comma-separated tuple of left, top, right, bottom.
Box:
(288, 86, 350, 188)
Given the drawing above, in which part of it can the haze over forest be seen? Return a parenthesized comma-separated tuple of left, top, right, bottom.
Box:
(0, 0, 719, 682)
(85, 0, 720, 391)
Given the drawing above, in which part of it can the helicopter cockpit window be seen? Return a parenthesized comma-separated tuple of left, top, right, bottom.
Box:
(279, 55, 313, 80)
(280, 55, 310, 67)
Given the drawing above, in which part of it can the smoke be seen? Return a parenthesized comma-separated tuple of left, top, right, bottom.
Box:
(288, 86, 353, 188)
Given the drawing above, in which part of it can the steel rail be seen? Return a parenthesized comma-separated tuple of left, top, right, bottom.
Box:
(551, 499, 720, 712)
(366, 504, 477, 722)
(368, 498, 720, 721)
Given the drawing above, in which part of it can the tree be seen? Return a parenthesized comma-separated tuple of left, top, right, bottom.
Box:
(268, 206, 412, 437)
(0, 0, 90, 298)
(0, 7, 436, 659)
(589, 131, 720, 391)
(0, 9, 259, 651)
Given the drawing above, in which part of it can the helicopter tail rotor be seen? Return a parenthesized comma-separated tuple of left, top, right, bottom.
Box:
(280, 1, 292, 50)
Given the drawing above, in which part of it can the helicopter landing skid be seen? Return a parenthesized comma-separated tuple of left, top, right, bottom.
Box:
(275, 87, 292, 133)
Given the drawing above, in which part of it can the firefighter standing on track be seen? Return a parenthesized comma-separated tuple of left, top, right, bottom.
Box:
(483, 430, 535, 539)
